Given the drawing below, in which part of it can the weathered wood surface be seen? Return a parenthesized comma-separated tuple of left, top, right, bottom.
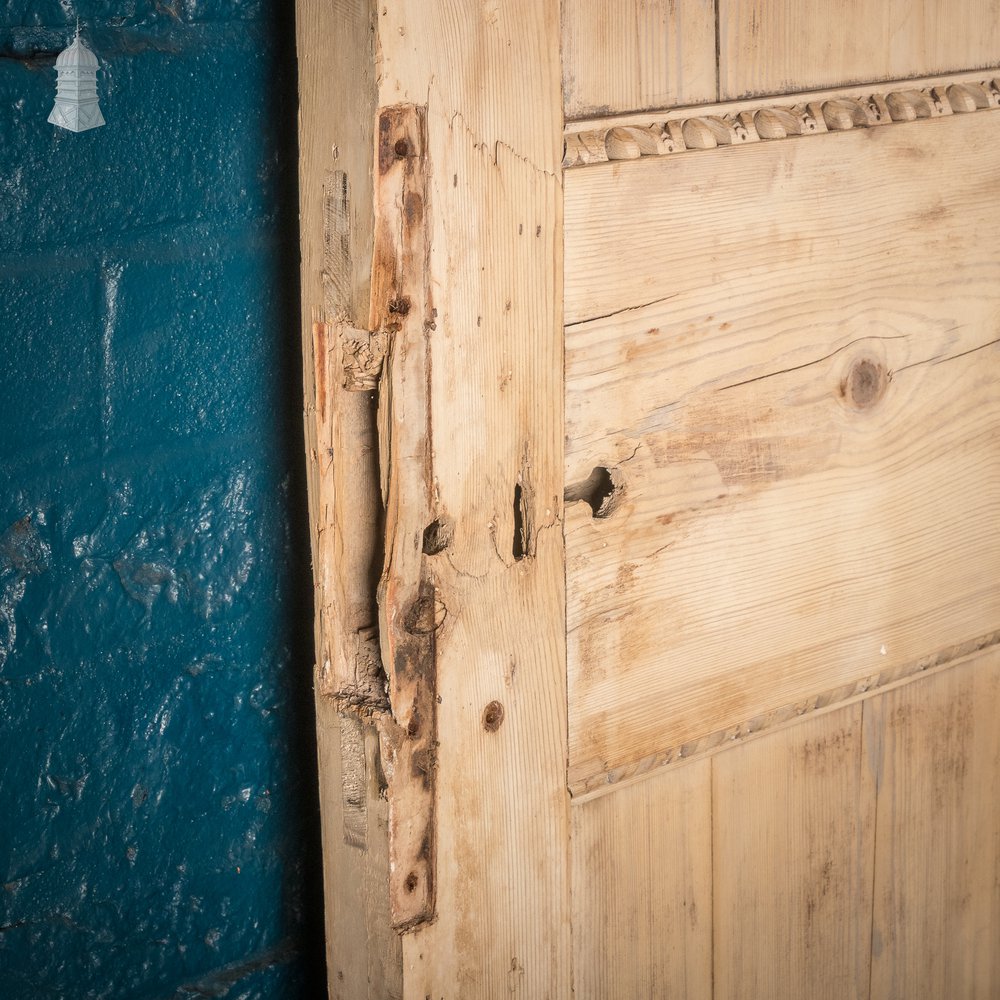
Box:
(565, 111, 1000, 794)
(562, 0, 1000, 120)
(562, 0, 716, 120)
(571, 758, 712, 999)
(868, 647, 1000, 999)
(571, 649, 1000, 998)
(369, 104, 438, 931)
(713, 705, 875, 1000)
(374, 1, 571, 996)
(299, 4, 1000, 996)
(296, 0, 402, 994)
(719, 0, 1000, 101)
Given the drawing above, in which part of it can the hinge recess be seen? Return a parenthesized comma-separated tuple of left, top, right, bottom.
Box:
(371, 104, 438, 932)
(314, 103, 436, 933)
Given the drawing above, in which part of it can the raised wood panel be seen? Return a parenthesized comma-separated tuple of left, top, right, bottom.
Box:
(571, 758, 712, 999)
(869, 647, 1000, 999)
(565, 113, 1000, 793)
(719, 0, 1000, 100)
(570, 654, 1000, 997)
(562, 0, 717, 120)
(713, 705, 875, 999)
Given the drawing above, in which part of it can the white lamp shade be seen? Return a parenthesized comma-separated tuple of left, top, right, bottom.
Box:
(49, 32, 105, 133)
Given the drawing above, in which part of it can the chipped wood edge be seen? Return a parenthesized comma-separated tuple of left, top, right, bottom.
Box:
(313, 104, 439, 935)
(296, 0, 405, 994)
(563, 71, 1000, 167)
(571, 630, 1000, 800)
(370, 104, 438, 932)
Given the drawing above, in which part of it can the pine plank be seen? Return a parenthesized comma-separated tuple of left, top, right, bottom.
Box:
(868, 647, 1000, 999)
(719, 0, 1000, 100)
(565, 113, 1000, 793)
(374, 3, 571, 996)
(571, 759, 713, 999)
(296, 1, 402, 994)
(562, 0, 717, 120)
(712, 705, 876, 999)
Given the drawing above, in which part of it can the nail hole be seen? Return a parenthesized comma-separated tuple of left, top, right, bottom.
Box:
(482, 700, 505, 732)
(394, 138, 410, 158)
(388, 297, 410, 316)
(565, 466, 625, 518)
(404, 872, 419, 893)
(422, 516, 454, 556)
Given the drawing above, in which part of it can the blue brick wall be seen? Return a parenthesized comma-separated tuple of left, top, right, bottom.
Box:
(0, 3, 324, 996)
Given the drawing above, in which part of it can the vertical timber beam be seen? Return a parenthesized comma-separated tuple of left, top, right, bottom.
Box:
(296, 1, 402, 997)
(299, 1, 569, 995)
(376, 3, 571, 996)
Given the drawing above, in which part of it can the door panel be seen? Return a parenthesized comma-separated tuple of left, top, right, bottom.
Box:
(570, 649, 1000, 998)
(299, 2, 1000, 995)
(869, 650, 1000, 999)
(712, 705, 875, 1000)
(565, 110, 1000, 795)
(718, 0, 1000, 100)
(562, 0, 717, 119)
(571, 758, 713, 998)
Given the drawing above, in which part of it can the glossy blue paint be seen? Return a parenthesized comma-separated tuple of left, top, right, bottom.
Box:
(0, 3, 324, 996)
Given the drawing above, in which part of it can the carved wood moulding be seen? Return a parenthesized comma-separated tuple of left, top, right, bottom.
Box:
(564, 74, 1000, 168)
(572, 629, 1000, 800)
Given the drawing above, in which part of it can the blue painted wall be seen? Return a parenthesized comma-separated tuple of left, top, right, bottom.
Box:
(0, 3, 325, 996)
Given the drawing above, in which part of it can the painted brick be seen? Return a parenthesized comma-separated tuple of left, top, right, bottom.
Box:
(0, 2, 321, 996)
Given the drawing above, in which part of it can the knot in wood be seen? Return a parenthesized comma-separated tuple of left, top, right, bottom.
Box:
(842, 357, 886, 410)
(482, 700, 505, 733)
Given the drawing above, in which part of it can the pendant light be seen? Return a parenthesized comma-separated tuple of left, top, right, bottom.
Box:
(49, 23, 105, 133)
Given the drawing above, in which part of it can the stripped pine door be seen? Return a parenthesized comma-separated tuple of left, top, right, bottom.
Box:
(297, 2, 1000, 997)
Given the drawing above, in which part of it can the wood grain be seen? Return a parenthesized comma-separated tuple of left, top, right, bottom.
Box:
(719, 0, 1000, 100)
(562, 0, 717, 120)
(568, 650, 1000, 997)
(374, 2, 571, 996)
(296, 1, 402, 994)
(713, 705, 875, 999)
(565, 113, 1000, 793)
(868, 646, 1000, 999)
(369, 104, 438, 931)
(571, 758, 712, 999)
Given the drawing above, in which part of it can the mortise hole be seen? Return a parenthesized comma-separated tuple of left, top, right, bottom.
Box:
(394, 138, 410, 158)
(512, 483, 526, 560)
(422, 516, 454, 556)
(482, 700, 505, 732)
(565, 466, 625, 518)
(404, 872, 419, 893)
